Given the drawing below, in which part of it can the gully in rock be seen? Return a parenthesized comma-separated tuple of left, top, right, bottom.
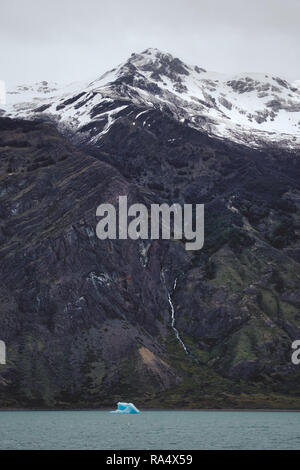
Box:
(162, 271, 189, 354)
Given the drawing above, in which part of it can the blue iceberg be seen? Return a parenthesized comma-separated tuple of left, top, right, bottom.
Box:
(110, 402, 140, 414)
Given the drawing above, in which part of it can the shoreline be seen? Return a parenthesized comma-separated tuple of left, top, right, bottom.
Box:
(0, 407, 300, 412)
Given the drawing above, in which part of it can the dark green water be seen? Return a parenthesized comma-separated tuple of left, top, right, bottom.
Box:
(0, 410, 299, 450)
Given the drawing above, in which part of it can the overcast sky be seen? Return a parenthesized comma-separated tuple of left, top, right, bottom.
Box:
(1, 0, 299, 88)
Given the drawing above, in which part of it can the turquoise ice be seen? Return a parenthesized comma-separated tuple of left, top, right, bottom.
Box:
(110, 402, 140, 414)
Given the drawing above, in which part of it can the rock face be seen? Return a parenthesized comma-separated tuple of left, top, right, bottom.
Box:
(0, 117, 189, 407)
(0, 53, 300, 409)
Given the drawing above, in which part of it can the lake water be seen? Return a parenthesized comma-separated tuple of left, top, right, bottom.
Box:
(0, 410, 299, 450)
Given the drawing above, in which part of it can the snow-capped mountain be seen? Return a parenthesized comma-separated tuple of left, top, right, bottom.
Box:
(3, 48, 300, 149)
(1, 50, 300, 410)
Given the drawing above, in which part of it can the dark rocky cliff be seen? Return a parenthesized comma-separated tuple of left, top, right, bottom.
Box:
(0, 115, 299, 409)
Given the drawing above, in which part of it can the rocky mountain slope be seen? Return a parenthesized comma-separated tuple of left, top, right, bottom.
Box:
(0, 50, 300, 409)
(0, 111, 299, 409)
(0, 117, 189, 407)
(3, 48, 300, 149)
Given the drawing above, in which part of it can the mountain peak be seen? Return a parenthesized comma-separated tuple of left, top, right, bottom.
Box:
(130, 47, 172, 60)
(124, 48, 190, 79)
(4, 49, 300, 150)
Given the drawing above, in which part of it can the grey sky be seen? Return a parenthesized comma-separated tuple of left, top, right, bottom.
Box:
(1, 0, 299, 88)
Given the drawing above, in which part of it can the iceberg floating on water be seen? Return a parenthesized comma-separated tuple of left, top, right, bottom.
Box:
(110, 402, 140, 414)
